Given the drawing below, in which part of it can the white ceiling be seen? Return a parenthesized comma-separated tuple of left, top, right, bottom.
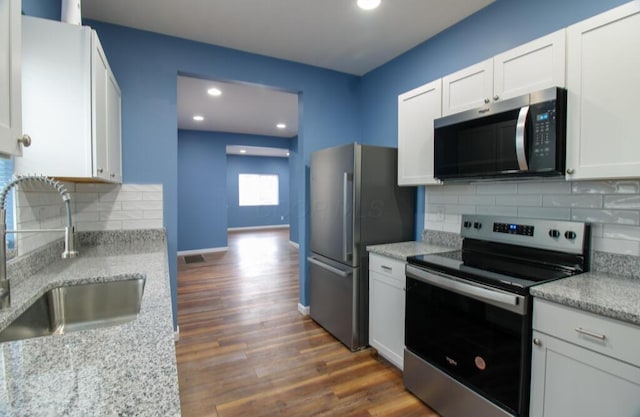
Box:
(82, 0, 494, 76)
(177, 76, 298, 138)
(83, 0, 495, 152)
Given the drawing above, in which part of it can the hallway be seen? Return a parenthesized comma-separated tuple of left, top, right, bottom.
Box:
(176, 228, 436, 417)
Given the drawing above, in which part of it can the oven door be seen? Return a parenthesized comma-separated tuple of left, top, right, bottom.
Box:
(405, 265, 530, 416)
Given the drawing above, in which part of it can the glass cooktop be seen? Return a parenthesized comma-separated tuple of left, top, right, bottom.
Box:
(407, 248, 579, 294)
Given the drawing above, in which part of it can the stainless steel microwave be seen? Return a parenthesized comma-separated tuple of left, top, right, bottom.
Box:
(433, 87, 567, 181)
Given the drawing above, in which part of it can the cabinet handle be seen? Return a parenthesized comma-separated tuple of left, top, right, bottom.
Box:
(533, 338, 542, 346)
(381, 265, 393, 272)
(575, 327, 606, 341)
(98, 168, 104, 174)
(566, 168, 575, 175)
(484, 98, 490, 104)
(478, 108, 491, 114)
(17, 134, 32, 147)
(493, 95, 499, 101)
(110, 173, 115, 178)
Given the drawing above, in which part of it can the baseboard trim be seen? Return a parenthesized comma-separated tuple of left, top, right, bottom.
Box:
(177, 247, 228, 256)
(289, 240, 299, 249)
(174, 325, 180, 342)
(228, 224, 290, 231)
(298, 303, 310, 316)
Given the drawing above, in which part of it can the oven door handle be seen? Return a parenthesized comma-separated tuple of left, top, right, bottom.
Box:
(406, 265, 526, 315)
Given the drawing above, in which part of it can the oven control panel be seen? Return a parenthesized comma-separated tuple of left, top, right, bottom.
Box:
(461, 215, 589, 254)
(493, 222, 534, 236)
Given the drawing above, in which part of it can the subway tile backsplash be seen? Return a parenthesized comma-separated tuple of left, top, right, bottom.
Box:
(425, 178, 640, 256)
(14, 183, 162, 257)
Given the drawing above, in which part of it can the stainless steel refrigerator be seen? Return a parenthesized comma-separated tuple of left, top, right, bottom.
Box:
(308, 143, 415, 351)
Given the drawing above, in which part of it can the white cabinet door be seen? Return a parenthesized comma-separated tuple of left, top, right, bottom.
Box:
(530, 330, 640, 417)
(17, 16, 93, 178)
(494, 29, 566, 101)
(0, 0, 23, 156)
(369, 253, 406, 369)
(565, 1, 640, 180)
(93, 31, 122, 183)
(106, 69, 122, 183)
(442, 59, 493, 116)
(92, 32, 109, 181)
(397, 79, 442, 186)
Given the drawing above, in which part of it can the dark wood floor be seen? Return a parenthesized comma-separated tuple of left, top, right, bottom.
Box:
(176, 228, 437, 417)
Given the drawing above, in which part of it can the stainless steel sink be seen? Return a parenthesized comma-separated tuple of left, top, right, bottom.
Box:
(0, 277, 145, 343)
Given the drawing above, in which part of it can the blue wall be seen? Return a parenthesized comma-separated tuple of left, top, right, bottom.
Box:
(226, 155, 289, 228)
(81, 22, 361, 323)
(178, 130, 294, 252)
(21, 0, 60, 19)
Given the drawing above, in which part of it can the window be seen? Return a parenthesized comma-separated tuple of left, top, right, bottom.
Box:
(238, 174, 279, 206)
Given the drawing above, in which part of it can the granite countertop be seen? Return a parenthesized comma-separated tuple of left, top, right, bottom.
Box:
(367, 241, 453, 261)
(531, 272, 640, 327)
(0, 231, 181, 416)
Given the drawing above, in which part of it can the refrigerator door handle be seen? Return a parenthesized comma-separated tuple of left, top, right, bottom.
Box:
(342, 172, 353, 262)
(308, 256, 352, 278)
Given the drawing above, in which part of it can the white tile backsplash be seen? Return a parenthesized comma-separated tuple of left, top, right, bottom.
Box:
(424, 179, 640, 255)
(495, 194, 542, 207)
(14, 183, 163, 257)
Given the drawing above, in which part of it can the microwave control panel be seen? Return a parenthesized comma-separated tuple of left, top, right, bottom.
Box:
(528, 100, 557, 171)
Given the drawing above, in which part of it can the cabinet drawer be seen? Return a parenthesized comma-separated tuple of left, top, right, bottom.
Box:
(533, 298, 640, 367)
(369, 253, 405, 284)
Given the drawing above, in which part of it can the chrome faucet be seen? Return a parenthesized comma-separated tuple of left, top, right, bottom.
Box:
(0, 175, 79, 309)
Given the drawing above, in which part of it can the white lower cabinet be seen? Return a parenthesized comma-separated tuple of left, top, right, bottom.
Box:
(530, 299, 640, 417)
(369, 253, 406, 369)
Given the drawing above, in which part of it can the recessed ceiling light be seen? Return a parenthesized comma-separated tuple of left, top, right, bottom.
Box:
(357, 0, 380, 10)
(193, 115, 204, 121)
(207, 87, 222, 96)
(239, 149, 246, 153)
(286, 151, 290, 156)
(276, 123, 287, 129)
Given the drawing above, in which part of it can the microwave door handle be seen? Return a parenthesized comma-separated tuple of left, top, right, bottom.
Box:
(515, 105, 530, 171)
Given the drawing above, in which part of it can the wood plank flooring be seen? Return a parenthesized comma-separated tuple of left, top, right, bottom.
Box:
(176, 229, 438, 417)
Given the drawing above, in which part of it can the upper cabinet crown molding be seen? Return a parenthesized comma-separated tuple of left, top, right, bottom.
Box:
(442, 30, 566, 117)
(0, 0, 26, 157)
(565, 0, 640, 180)
(16, 16, 122, 183)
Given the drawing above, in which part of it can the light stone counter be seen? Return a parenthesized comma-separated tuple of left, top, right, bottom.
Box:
(0, 230, 181, 416)
(366, 241, 453, 261)
(531, 272, 640, 326)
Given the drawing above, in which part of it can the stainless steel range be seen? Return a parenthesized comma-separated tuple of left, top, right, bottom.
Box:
(404, 214, 590, 417)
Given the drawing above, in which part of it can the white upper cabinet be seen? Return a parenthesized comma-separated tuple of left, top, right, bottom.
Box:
(16, 16, 122, 183)
(442, 30, 566, 116)
(494, 30, 566, 101)
(565, 1, 640, 180)
(0, 0, 26, 157)
(442, 59, 493, 116)
(397, 79, 442, 186)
